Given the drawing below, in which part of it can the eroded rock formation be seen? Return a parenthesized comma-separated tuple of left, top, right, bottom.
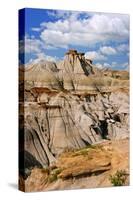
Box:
(19, 50, 129, 182)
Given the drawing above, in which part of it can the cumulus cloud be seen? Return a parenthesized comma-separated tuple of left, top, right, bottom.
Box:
(95, 61, 129, 70)
(103, 63, 112, 68)
(19, 35, 57, 55)
(85, 51, 107, 61)
(99, 44, 129, 56)
(27, 52, 58, 65)
(40, 13, 129, 48)
(116, 43, 129, 53)
(111, 61, 129, 70)
(19, 35, 59, 64)
(46, 10, 72, 19)
(100, 46, 117, 55)
(36, 52, 58, 62)
(19, 36, 42, 54)
(95, 63, 104, 69)
(46, 10, 92, 21)
(95, 62, 111, 69)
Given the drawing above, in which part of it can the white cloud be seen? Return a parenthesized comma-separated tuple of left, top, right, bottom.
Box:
(19, 36, 42, 54)
(95, 63, 104, 69)
(95, 61, 129, 70)
(100, 46, 117, 55)
(36, 52, 58, 62)
(41, 30, 69, 48)
(85, 51, 107, 61)
(40, 13, 129, 48)
(112, 62, 117, 67)
(121, 62, 129, 70)
(19, 35, 59, 64)
(116, 43, 129, 53)
(46, 10, 92, 21)
(46, 10, 72, 19)
(31, 27, 41, 32)
(27, 52, 58, 65)
(109, 61, 129, 70)
(103, 63, 112, 68)
(95, 62, 111, 69)
(19, 35, 57, 55)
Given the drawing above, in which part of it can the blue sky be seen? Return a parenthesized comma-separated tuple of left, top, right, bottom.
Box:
(19, 8, 129, 70)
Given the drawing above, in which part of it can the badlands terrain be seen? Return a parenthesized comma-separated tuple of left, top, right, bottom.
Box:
(19, 50, 129, 192)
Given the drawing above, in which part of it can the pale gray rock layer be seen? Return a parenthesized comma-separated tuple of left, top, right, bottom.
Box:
(19, 50, 129, 169)
(23, 91, 129, 167)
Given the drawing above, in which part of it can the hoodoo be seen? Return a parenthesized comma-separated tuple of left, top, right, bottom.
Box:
(61, 49, 94, 75)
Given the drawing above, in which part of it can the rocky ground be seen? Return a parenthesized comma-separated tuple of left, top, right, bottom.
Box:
(19, 138, 129, 192)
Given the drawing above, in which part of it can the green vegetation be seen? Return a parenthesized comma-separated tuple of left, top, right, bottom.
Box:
(71, 144, 101, 157)
(48, 168, 62, 183)
(72, 148, 89, 156)
(109, 170, 127, 186)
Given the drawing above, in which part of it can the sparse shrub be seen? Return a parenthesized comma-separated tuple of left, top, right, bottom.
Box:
(48, 168, 62, 183)
(73, 148, 89, 156)
(72, 145, 99, 157)
(109, 170, 127, 186)
(48, 173, 58, 183)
